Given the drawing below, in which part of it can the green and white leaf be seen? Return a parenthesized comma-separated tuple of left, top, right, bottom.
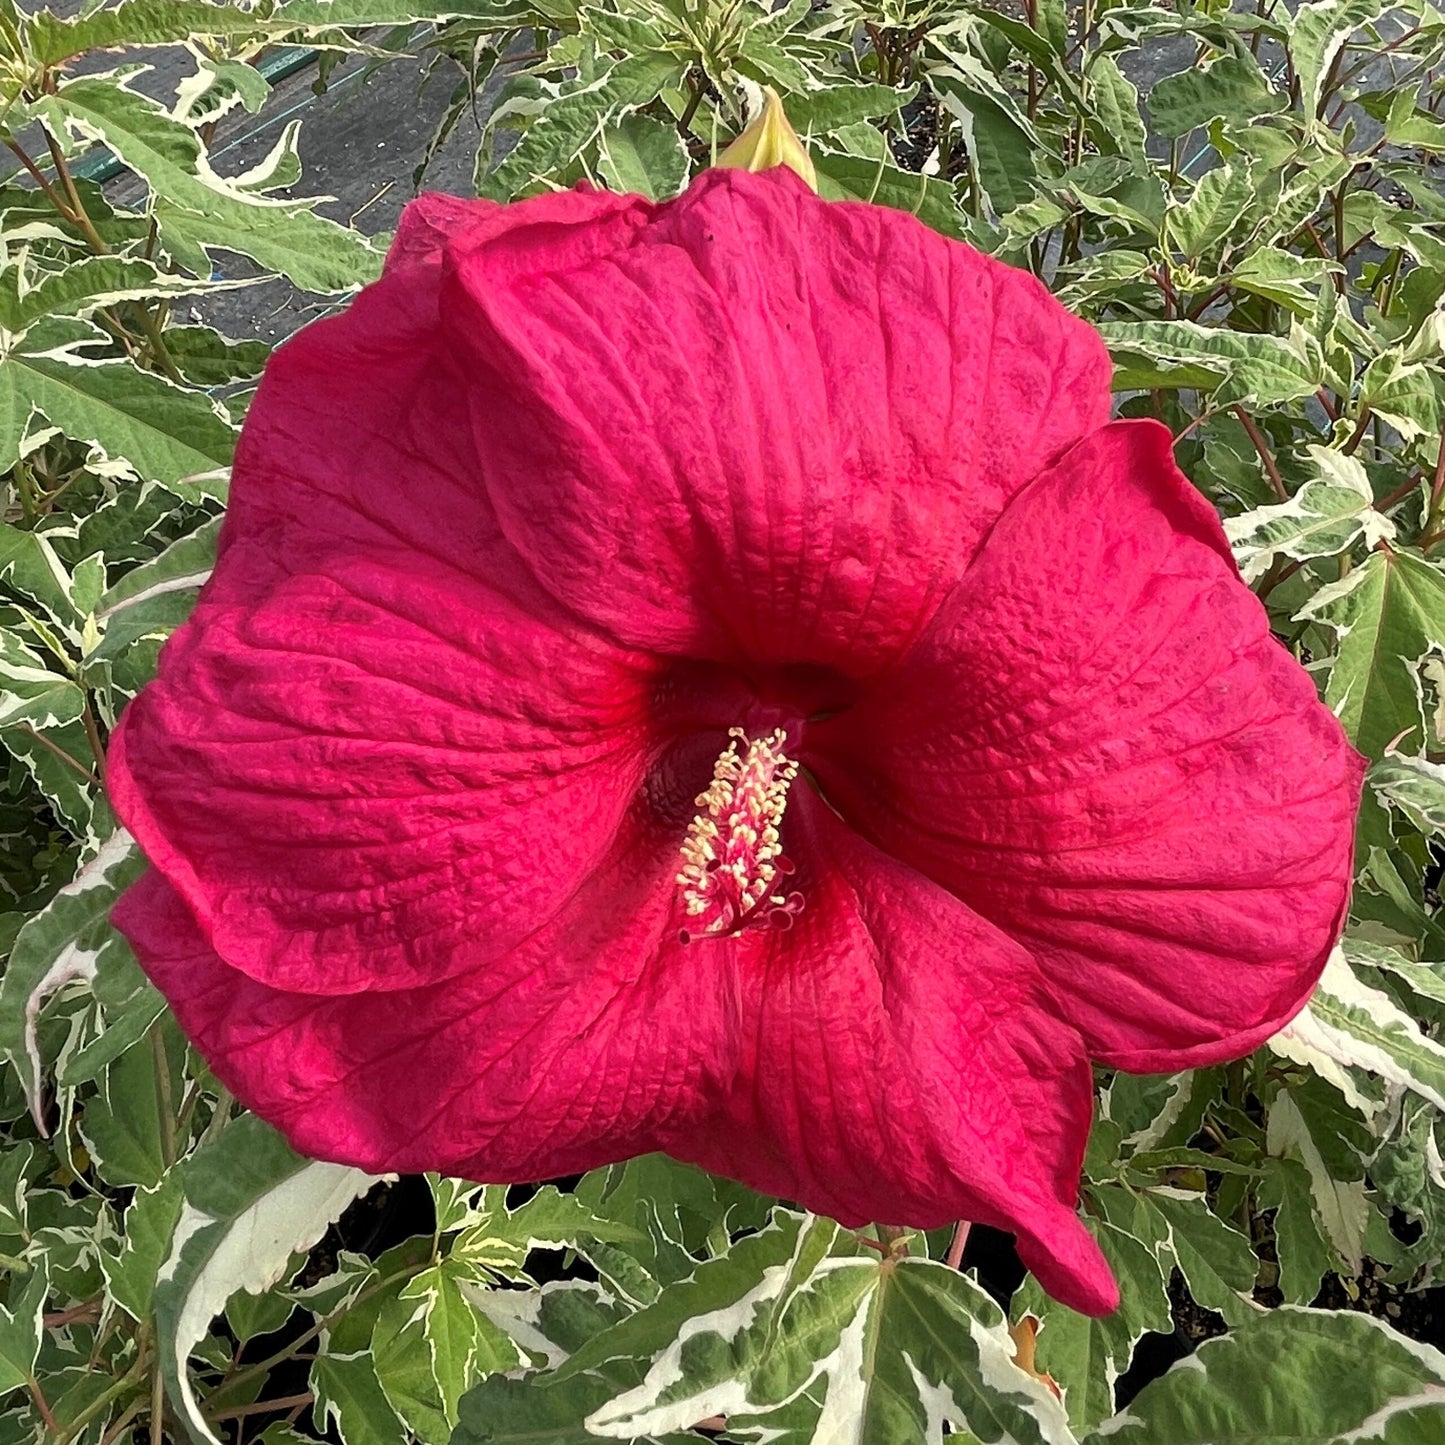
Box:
(1098, 319, 1322, 406)
(0, 627, 85, 731)
(1297, 548, 1445, 759)
(1087, 1306, 1445, 1443)
(154, 1115, 382, 1445)
(1012, 1219, 1170, 1435)
(0, 254, 225, 343)
(1257, 1157, 1335, 1305)
(1223, 447, 1393, 582)
(545, 1212, 1074, 1444)
(1267, 1091, 1368, 1272)
(0, 831, 141, 1124)
(99, 1173, 185, 1322)
(1371, 752, 1445, 838)
(0, 335, 236, 490)
(1272, 945, 1445, 1116)
(0, 1257, 48, 1398)
(36, 75, 382, 292)
(596, 114, 689, 201)
(1289, 0, 1404, 118)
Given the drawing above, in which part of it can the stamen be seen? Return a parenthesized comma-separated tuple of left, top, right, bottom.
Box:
(676, 728, 804, 941)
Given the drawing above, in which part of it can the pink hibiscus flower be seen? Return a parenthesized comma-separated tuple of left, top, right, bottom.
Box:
(108, 169, 1362, 1316)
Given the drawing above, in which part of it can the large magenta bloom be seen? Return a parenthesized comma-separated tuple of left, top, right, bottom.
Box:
(109, 169, 1361, 1315)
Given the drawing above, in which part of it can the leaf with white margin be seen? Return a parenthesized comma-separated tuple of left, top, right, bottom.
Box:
(461, 1279, 629, 1371)
(1223, 447, 1393, 583)
(1256, 1157, 1334, 1305)
(1012, 1219, 1170, 1435)
(1371, 1096, 1445, 1259)
(0, 830, 141, 1127)
(1297, 547, 1445, 760)
(0, 519, 87, 638)
(381, 1259, 521, 1429)
(1140, 1191, 1259, 1329)
(1270, 945, 1445, 1117)
(0, 1256, 49, 1397)
(34, 74, 383, 294)
(100, 1173, 185, 1322)
(90, 514, 222, 663)
(1344, 936, 1445, 1009)
(1093, 1185, 1259, 1329)
(0, 253, 224, 342)
(573, 1153, 772, 1304)
(1097, 319, 1322, 406)
(0, 626, 86, 729)
(1267, 1091, 1368, 1272)
(154, 1114, 382, 1445)
(1371, 753, 1445, 840)
(453, 1212, 842, 1444)
(448, 1182, 647, 1286)
(1103, 1071, 1212, 1160)
(1289, 0, 1407, 119)
(566, 1213, 1074, 1444)
(1085, 1306, 1445, 1444)
(312, 1348, 408, 1445)
(1358, 349, 1442, 442)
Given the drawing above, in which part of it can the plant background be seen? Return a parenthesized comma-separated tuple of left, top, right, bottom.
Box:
(4, 1, 1445, 1441)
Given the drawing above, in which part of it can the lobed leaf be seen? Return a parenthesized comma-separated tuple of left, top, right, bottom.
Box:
(1087, 1306, 1445, 1443)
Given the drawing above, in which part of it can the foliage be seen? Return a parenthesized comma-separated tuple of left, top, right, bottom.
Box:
(3, 1, 1445, 1443)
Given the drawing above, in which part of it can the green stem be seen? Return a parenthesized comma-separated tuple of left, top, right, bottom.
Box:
(200, 1085, 233, 1147)
(149, 1361, 164, 1445)
(99, 1398, 144, 1445)
(206, 1263, 425, 1406)
(150, 1024, 176, 1168)
(54, 1360, 147, 1445)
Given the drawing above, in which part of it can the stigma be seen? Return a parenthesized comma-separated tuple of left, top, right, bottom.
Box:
(676, 727, 804, 942)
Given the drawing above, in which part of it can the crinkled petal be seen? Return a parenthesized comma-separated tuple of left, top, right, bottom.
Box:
(438, 168, 1109, 674)
(112, 804, 729, 1177)
(108, 238, 671, 996)
(677, 791, 1116, 1316)
(812, 421, 1363, 1071)
(385, 185, 633, 273)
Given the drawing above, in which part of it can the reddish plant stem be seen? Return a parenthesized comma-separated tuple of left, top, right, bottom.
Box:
(1173, 405, 1223, 443)
(16, 724, 101, 785)
(28, 1381, 59, 1435)
(1257, 557, 1305, 603)
(80, 703, 107, 785)
(945, 1221, 971, 1270)
(1148, 266, 1179, 319)
(1341, 408, 1373, 456)
(1375, 471, 1424, 514)
(4, 137, 73, 219)
(1419, 433, 1445, 551)
(205, 1391, 314, 1423)
(1232, 406, 1287, 500)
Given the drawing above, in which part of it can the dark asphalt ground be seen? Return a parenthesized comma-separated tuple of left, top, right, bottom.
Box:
(153, 41, 488, 344)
